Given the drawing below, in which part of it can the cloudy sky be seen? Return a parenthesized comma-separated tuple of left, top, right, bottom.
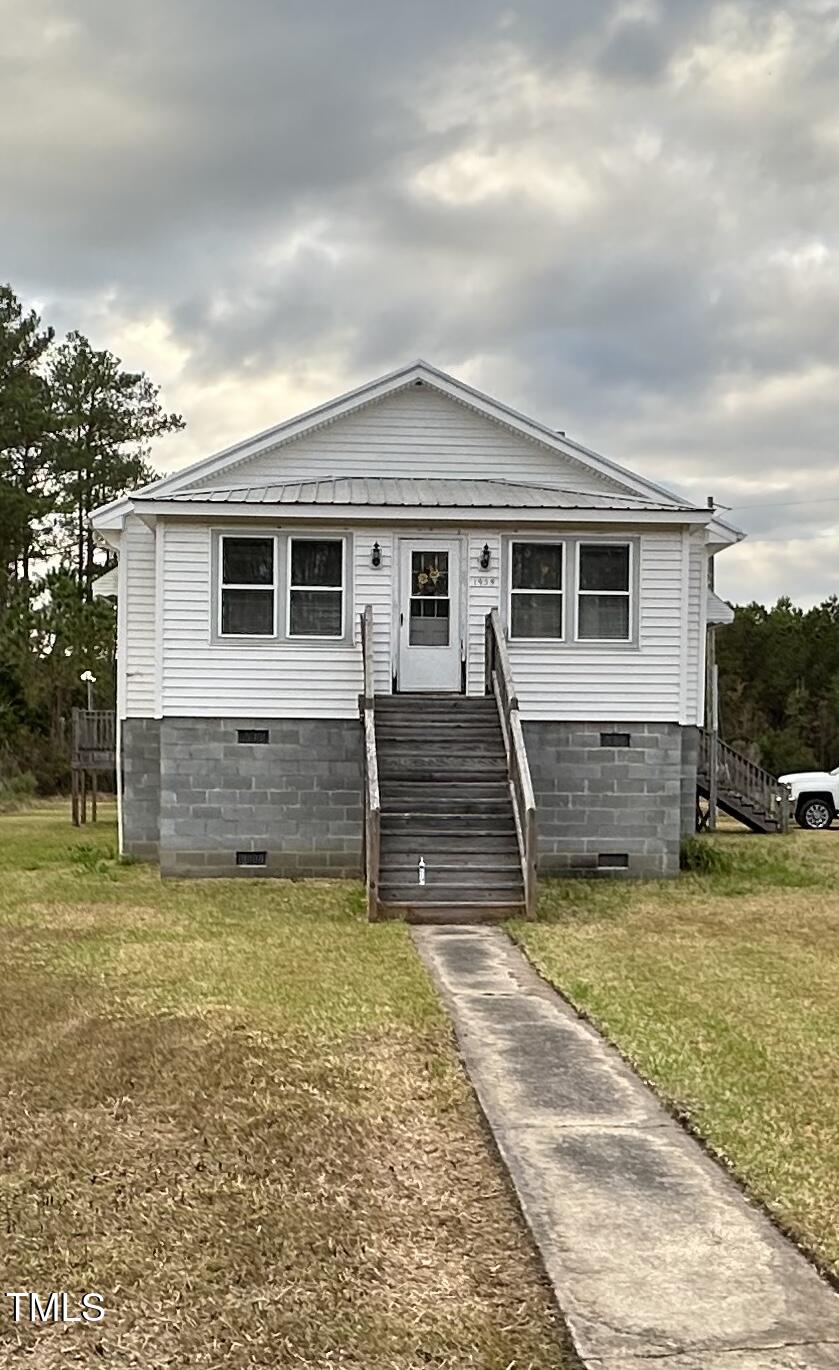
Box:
(3, 0, 838, 604)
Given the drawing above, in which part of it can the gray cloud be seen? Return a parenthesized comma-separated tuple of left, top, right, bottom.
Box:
(1, 0, 838, 605)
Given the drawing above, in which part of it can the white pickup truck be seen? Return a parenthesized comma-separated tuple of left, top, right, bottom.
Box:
(778, 768, 839, 829)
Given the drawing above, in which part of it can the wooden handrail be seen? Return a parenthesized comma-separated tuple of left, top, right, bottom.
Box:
(359, 605, 381, 919)
(485, 609, 537, 917)
(699, 728, 790, 833)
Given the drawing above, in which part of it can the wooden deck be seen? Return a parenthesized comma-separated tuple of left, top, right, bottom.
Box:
(71, 709, 116, 825)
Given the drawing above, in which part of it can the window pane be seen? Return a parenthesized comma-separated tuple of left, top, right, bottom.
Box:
(289, 589, 342, 636)
(411, 550, 448, 597)
(578, 594, 630, 639)
(291, 539, 343, 587)
(222, 537, 274, 586)
(221, 588, 274, 635)
(579, 544, 629, 592)
(512, 543, 562, 591)
(511, 592, 563, 638)
(409, 596, 449, 645)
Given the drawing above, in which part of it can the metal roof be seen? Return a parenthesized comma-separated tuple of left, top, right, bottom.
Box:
(91, 567, 119, 598)
(140, 477, 686, 512)
(707, 590, 735, 626)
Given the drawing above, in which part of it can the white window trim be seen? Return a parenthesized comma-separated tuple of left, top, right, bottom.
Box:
(287, 534, 346, 640)
(508, 539, 566, 642)
(574, 540, 633, 643)
(218, 532, 279, 639)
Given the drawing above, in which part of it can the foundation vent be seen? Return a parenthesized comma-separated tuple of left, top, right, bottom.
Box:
(236, 850, 267, 867)
(238, 729, 269, 745)
(597, 853, 629, 869)
(600, 732, 631, 748)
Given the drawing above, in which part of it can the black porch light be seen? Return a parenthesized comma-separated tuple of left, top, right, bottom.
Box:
(479, 543, 491, 569)
(371, 541, 382, 568)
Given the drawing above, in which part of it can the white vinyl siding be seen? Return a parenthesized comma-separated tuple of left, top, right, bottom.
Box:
(685, 532, 707, 725)
(466, 533, 502, 696)
(155, 519, 701, 723)
(122, 514, 156, 717)
(185, 387, 629, 497)
(508, 532, 688, 722)
(161, 521, 362, 717)
(354, 531, 393, 694)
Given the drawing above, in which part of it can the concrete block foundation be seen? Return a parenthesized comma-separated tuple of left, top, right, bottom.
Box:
(523, 720, 688, 878)
(119, 713, 695, 881)
(157, 717, 363, 878)
(121, 718, 161, 860)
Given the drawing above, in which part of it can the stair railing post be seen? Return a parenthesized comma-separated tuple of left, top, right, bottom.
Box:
(707, 659, 719, 832)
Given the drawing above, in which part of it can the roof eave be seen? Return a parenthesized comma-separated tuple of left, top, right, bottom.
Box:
(130, 497, 712, 526)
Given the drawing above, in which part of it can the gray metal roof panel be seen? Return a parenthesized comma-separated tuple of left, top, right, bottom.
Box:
(142, 477, 688, 511)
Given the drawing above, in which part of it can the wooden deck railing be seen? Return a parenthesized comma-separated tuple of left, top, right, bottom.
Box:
(485, 609, 537, 918)
(359, 604, 381, 919)
(72, 708, 116, 763)
(71, 708, 116, 826)
(699, 729, 791, 833)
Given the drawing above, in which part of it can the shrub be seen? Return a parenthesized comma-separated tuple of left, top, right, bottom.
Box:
(0, 770, 37, 813)
(680, 836, 733, 874)
(68, 842, 119, 880)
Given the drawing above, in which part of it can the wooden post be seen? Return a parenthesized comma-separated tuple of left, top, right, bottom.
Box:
(91, 770, 98, 823)
(80, 768, 87, 825)
(708, 658, 719, 833)
(71, 769, 79, 827)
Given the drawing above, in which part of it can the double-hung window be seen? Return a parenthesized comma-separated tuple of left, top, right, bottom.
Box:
(288, 537, 344, 638)
(219, 535, 276, 636)
(509, 542, 564, 639)
(577, 543, 631, 640)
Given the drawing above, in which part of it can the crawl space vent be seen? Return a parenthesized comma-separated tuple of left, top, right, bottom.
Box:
(238, 728, 269, 745)
(236, 850, 267, 867)
(600, 732, 631, 748)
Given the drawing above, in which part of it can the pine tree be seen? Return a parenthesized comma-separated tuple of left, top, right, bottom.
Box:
(48, 332, 184, 598)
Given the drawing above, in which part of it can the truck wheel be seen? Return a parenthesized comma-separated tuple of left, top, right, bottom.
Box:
(797, 798, 834, 830)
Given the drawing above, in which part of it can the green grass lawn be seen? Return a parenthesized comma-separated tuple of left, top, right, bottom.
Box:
(512, 829, 839, 1277)
(0, 805, 570, 1369)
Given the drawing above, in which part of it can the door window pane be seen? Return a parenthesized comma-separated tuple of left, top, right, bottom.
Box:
(409, 596, 450, 646)
(579, 544, 629, 592)
(411, 551, 448, 597)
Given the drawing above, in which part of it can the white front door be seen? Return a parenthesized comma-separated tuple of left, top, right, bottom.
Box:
(397, 539, 462, 691)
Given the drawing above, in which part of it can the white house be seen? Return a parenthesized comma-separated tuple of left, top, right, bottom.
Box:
(92, 360, 746, 916)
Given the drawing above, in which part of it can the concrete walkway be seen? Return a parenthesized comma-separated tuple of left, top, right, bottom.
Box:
(413, 925, 839, 1369)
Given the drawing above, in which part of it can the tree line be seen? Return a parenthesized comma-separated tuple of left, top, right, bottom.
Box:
(717, 597, 839, 776)
(0, 284, 183, 796)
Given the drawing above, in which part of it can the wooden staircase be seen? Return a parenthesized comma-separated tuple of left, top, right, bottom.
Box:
(697, 730, 790, 834)
(359, 604, 537, 923)
(374, 694, 525, 922)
